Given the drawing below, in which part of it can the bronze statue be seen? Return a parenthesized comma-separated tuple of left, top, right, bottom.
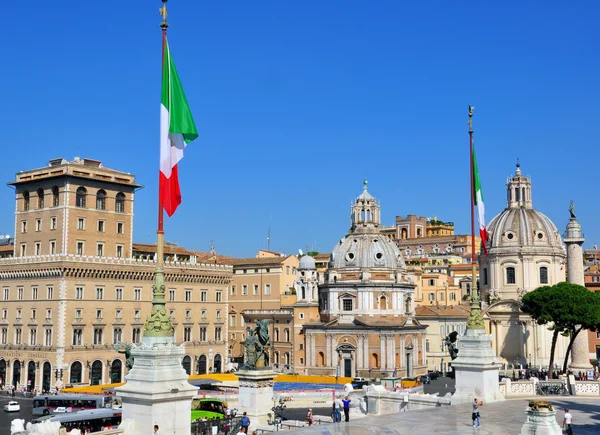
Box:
(113, 342, 134, 371)
(569, 200, 576, 219)
(443, 331, 459, 360)
(241, 319, 272, 370)
(528, 400, 554, 411)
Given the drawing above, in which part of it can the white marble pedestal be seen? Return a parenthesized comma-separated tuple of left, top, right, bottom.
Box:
(116, 336, 197, 435)
(451, 329, 504, 405)
(237, 369, 277, 431)
(520, 407, 562, 435)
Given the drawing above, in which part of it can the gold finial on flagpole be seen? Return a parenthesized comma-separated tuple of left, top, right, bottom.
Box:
(160, 0, 169, 29)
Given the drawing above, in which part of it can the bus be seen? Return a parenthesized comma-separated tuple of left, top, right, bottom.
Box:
(31, 408, 122, 432)
(32, 393, 120, 416)
(191, 398, 227, 421)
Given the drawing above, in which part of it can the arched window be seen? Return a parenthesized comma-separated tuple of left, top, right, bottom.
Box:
(91, 360, 103, 385)
(70, 361, 82, 384)
(197, 355, 207, 374)
(285, 353, 290, 365)
(506, 267, 516, 284)
(540, 266, 548, 284)
(301, 286, 306, 299)
(318, 352, 325, 366)
(182, 355, 191, 375)
(522, 187, 526, 202)
(37, 188, 44, 209)
(284, 329, 290, 342)
(52, 186, 59, 207)
(274, 352, 280, 365)
(379, 295, 387, 310)
(213, 354, 222, 373)
(115, 192, 125, 213)
(23, 191, 30, 211)
(96, 190, 106, 210)
(76, 187, 87, 208)
(371, 353, 379, 368)
(515, 188, 520, 202)
(401, 228, 408, 239)
(110, 360, 122, 383)
(417, 228, 422, 237)
(274, 328, 279, 341)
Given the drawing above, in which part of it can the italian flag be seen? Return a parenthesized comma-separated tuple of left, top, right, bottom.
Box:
(473, 146, 489, 254)
(160, 38, 198, 217)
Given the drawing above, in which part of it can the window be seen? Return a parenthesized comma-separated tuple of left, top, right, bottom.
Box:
(20, 243, 26, 256)
(215, 327, 222, 341)
(231, 286, 236, 296)
(450, 292, 456, 301)
(29, 328, 37, 345)
(77, 218, 85, 230)
(115, 192, 125, 213)
(132, 328, 141, 343)
(506, 267, 516, 284)
(134, 288, 141, 300)
(31, 309, 37, 319)
(21, 221, 27, 233)
(37, 188, 44, 209)
(299, 312, 305, 320)
(169, 310, 175, 320)
(2, 288, 7, 300)
(52, 186, 59, 207)
(36, 219, 41, 231)
(16, 309, 22, 320)
(428, 293, 435, 301)
(134, 310, 141, 320)
(184, 327, 192, 341)
(185, 309, 192, 320)
(32, 287, 38, 300)
(96, 287, 104, 300)
(1, 328, 8, 344)
(96, 309, 102, 320)
(77, 241, 84, 255)
(216, 310, 221, 320)
(17, 287, 23, 300)
(51, 216, 57, 230)
(185, 290, 192, 302)
(75, 309, 82, 319)
(76, 187, 87, 207)
(242, 285, 248, 295)
(429, 279, 435, 286)
(96, 189, 106, 210)
(15, 328, 22, 345)
(199, 327, 207, 341)
(201, 291, 207, 302)
(115, 309, 122, 319)
(215, 291, 222, 302)
(169, 289, 176, 301)
(265, 284, 271, 295)
(94, 328, 103, 344)
(426, 339, 430, 352)
(117, 222, 124, 234)
(35, 242, 41, 256)
(97, 243, 104, 257)
(275, 328, 280, 341)
(98, 220, 105, 232)
(292, 267, 297, 275)
(253, 285, 259, 296)
(75, 286, 84, 300)
(116, 245, 123, 258)
(1, 309, 6, 319)
(299, 343, 304, 350)
(201, 310, 207, 320)
(440, 292, 445, 301)
(230, 315, 236, 327)
(594, 276, 600, 283)
(343, 299, 353, 311)
(23, 191, 30, 211)
(286, 266, 290, 275)
(540, 267, 548, 284)
(115, 288, 123, 300)
(113, 328, 122, 344)
(49, 240, 56, 254)
(72, 329, 82, 345)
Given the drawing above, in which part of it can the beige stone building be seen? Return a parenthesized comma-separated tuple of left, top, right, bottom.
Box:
(0, 158, 232, 392)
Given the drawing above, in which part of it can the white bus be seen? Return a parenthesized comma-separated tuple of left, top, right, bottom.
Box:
(32, 408, 122, 432)
(32, 393, 120, 416)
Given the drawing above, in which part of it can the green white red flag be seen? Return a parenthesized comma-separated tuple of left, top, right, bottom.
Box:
(160, 37, 198, 217)
(472, 146, 489, 254)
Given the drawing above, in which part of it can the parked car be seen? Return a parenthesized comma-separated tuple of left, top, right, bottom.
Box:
(419, 375, 431, 384)
(4, 401, 20, 412)
(427, 371, 441, 380)
(351, 377, 370, 388)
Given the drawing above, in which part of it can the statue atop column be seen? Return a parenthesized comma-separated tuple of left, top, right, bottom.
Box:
(113, 342, 134, 371)
(569, 200, 576, 219)
(443, 331, 459, 360)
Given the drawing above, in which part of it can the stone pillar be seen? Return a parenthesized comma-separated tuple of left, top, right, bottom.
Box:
(311, 334, 316, 367)
(326, 334, 332, 367)
(357, 335, 363, 370)
(363, 335, 369, 369)
(388, 336, 395, 369)
(379, 335, 386, 370)
(237, 368, 277, 431)
(565, 212, 592, 370)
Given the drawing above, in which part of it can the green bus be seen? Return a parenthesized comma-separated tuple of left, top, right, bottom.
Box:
(191, 398, 227, 421)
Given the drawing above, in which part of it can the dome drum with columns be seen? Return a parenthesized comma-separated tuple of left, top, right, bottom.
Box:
(300, 182, 427, 379)
(480, 164, 568, 368)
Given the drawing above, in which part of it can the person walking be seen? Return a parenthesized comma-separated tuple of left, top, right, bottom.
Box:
(472, 399, 483, 428)
(240, 412, 250, 432)
(306, 408, 314, 426)
(563, 408, 573, 435)
(342, 396, 351, 422)
(333, 396, 343, 422)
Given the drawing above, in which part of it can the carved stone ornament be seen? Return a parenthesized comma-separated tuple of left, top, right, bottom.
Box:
(239, 380, 274, 388)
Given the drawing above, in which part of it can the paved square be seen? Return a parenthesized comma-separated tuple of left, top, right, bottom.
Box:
(288, 397, 600, 434)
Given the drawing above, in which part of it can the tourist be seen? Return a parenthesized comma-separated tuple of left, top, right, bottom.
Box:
(240, 412, 250, 432)
(306, 408, 314, 426)
(342, 396, 352, 422)
(333, 396, 343, 422)
(211, 418, 218, 435)
(153, 425, 160, 435)
(563, 408, 573, 435)
(472, 399, 483, 428)
(235, 427, 246, 435)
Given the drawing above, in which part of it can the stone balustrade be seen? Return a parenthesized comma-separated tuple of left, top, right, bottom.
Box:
(499, 377, 600, 397)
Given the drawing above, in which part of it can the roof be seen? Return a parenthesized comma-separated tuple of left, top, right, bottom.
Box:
(222, 255, 294, 266)
(132, 243, 231, 263)
(415, 304, 470, 317)
(314, 253, 331, 260)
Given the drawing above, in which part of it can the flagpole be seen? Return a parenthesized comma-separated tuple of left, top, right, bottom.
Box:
(466, 106, 485, 331)
(143, 0, 174, 339)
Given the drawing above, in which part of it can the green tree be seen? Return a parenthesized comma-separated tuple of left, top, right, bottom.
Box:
(522, 282, 600, 377)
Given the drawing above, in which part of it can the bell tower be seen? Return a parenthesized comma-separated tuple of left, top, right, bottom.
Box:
(506, 162, 533, 209)
(350, 179, 381, 232)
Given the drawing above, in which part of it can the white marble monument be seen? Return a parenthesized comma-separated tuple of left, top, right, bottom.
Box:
(520, 402, 562, 435)
(237, 368, 278, 430)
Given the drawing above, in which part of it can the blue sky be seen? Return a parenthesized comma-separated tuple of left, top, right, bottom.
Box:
(3, 1, 599, 257)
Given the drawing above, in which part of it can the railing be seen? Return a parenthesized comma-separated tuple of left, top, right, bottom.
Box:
(537, 380, 569, 396)
(191, 416, 242, 435)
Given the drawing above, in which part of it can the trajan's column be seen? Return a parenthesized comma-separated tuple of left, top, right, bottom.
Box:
(565, 202, 592, 371)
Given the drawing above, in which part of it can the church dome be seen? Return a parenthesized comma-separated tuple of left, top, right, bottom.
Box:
(329, 180, 405, 270)
(299, 255, 316, 270)
(484, 164, 564, 253)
